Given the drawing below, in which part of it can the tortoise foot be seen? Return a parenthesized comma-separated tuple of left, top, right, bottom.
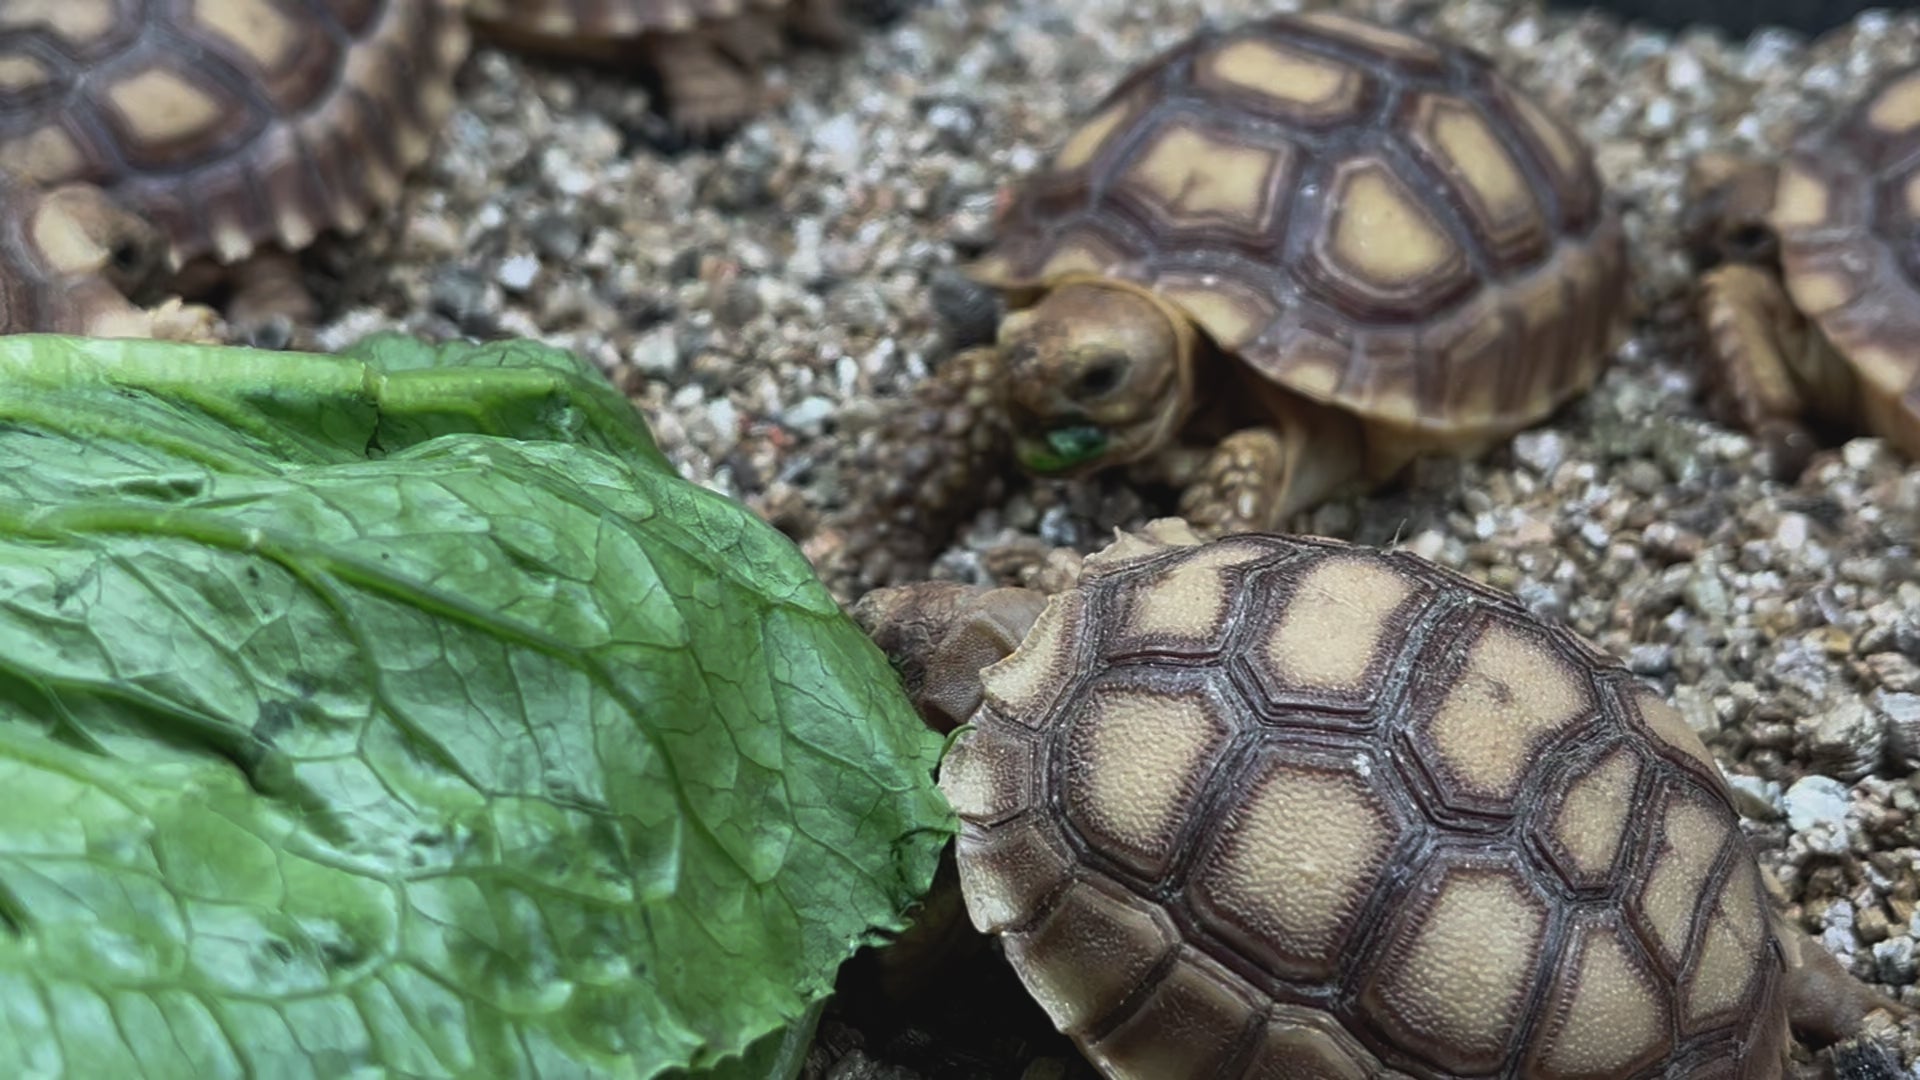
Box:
(649, 40, 768, 142)
(1178, 428, 1290, 537)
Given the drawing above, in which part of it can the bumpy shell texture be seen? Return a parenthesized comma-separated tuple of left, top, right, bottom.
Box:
(1768, 64, 1920, 454)
(971, 11, 1626, 438)
(0, 0, 469, 267)
(940, 532, 1789, 1080)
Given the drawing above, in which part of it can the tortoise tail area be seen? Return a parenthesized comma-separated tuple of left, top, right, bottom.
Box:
(810, 346, 1014, 598)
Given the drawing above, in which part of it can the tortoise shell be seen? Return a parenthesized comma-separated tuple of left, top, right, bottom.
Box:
(969, 12, 1626, 440)
(940, 526, 1791, 1079)
(0, 0, 469, 268)
(1762, 63, 1920, 454)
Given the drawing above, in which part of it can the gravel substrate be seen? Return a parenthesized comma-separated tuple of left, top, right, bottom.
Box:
(303, 1, 1920, 1074)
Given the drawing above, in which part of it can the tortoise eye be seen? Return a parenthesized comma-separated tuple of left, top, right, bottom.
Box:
(1719, 222, 1776, 264)
(1072, 356, 1127, 400)
(108, 241, 153, 281)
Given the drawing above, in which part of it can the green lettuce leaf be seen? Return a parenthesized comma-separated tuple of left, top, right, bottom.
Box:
(0, 334, 953, 1078)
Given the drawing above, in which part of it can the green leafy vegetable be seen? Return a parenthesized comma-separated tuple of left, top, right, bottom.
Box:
(0, 334, 953, 1078)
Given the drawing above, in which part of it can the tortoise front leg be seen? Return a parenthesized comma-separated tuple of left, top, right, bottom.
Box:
(1772, 908, 1913, 1065)
(1697, 263, 1845, 478)
(1171, 395, 1366, 536)
(811, 347, 1014, 598)
(220, 249, 318, 350)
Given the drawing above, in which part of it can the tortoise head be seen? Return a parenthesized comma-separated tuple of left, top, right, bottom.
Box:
(851, 582, 1050, 734)
(30, 184, 172, 296)
(1680, 152, 1782, 270)
(996, 279, 1197, 476)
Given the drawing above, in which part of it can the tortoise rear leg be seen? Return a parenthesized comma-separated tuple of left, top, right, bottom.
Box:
(1174, 395, 1367, 536)
(1697, 263, 1853, 479)
(643, 30, 769, 139)
(785, 0, 854, 46)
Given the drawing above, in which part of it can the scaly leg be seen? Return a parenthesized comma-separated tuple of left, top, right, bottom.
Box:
(222, 248, 318, 350)
(1174, 393, 1367, 536)
(1696, 263, 1842, 479)
(810, 347, 1012, 598)
(1774, 909, 1912, 1049)
(643, 34, 768, 140)
(851, 581, 1045, 732)
(785, 0, 854, 46)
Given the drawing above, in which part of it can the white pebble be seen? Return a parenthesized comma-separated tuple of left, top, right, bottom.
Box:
(1726, 775, 1784, 820)
(495, 253, 540, 293)
(1773, 513, 1810, 550)
(782, 397, 836, 437)
(1645, 98, 1675, 131)
(1666, 51, 1704, 92)
(630, 326, 681, 378)
(706, 399, 739, 444)
(1843, 437, 1890, 471)
(1784, 775, 1851, 833)
(1872, 936, 1915, 984)
(812, 114, 864, 175)
(1511, 430, 1566, 475)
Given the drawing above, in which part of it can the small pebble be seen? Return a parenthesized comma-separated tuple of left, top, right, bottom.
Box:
(813, 114, 864, 174)
(784, 396, 837, 437)
(496, 253, 540, 293)
(1873, 937, 1917, 985)
(1628, 643, 1673, 675)
(1038, 505, 1081, 547)
(1801, 699, 1885, 782)
(1511, 430, 1566, 476)
(1879, 691, 1920, 768)
(427, 265, 496, 332)
(1727, 774, 1784, 820)
(1784, 775, 1852, 834)
(630, 325, 681, 378)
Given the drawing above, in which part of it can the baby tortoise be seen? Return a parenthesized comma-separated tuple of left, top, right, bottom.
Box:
(855, 520, 1908, 1080)
(467, 0, 861, 137)
(0, 0, 470, 339)
(1688, 63, 1920, 471)
(826, 12, 1625, 589)
(0, 0, 879, 338)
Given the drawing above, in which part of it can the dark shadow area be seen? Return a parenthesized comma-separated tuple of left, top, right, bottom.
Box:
(1551, 0, 1888, 36)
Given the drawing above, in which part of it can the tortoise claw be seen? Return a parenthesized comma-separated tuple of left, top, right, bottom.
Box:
(1178, 427, 1291, 537)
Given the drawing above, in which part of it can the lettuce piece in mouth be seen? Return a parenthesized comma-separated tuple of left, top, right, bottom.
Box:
(0, 333, 953, 1079)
